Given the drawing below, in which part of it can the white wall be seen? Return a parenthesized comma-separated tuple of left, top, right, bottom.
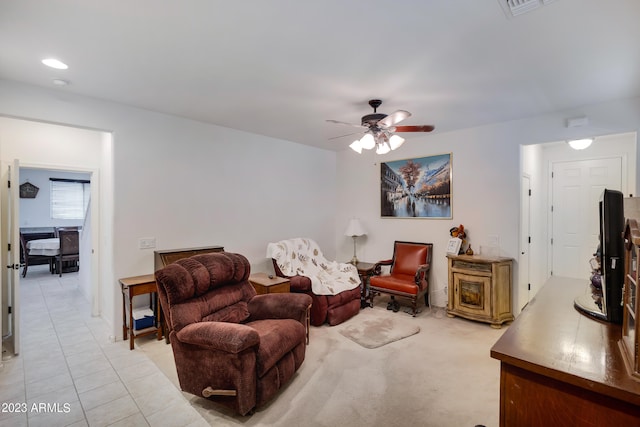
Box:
(0, 79, 337, 340)
(2, 78, 639, 331)
(336, 97, 640, 311)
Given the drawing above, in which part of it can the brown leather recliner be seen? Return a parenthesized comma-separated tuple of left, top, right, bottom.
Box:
(155, 252, 312, 416)
(369, 241, 433, 316)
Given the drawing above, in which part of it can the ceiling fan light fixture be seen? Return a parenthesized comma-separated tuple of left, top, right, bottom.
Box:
(376, 142, 391, 155)
(349, 139, 363, 153)
(360, 133, 376, 150)
(568, 138, 593, 150)
(389, 134, 405, 150)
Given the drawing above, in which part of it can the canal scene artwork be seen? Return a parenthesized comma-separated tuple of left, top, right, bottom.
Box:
(380, 153, 451, 218)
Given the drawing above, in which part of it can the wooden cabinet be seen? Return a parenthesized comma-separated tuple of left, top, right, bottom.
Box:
(154, 245, 224, 342)
(446, 254, 513, 328)
(491, 276, 640, 426)
(621, 219, 640, 378)
(154, 245, 224, 271)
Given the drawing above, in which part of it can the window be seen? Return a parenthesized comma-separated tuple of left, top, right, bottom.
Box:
(50, 178, 90, 220)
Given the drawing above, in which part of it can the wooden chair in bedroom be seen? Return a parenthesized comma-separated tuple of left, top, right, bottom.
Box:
(57, 229, 80, 277)
(19, 232, 55, 278)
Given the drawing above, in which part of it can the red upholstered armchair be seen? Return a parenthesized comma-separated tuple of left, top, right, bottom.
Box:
(369, 241, 433, 316)
(155, 252, 312, 416)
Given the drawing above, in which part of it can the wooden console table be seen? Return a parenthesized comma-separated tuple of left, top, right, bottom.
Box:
(120, 274, 163, 350)
(490, 276, 640, 426)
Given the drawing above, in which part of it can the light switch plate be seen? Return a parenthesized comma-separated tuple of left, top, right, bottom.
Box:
(139, 238, 156, 249)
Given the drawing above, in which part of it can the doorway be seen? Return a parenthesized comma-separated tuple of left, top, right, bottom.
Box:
(1, 117, 109, 357)
(520, 132, 636, 310)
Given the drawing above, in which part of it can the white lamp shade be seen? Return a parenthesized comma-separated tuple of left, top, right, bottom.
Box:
(349, 139, 363, 153)
(376, 142, 391, 155)
(344, 218, 366, 237)
(360, 133, 376, 150)
(389, 134, 405, 150)
(568, 138, 593, 150)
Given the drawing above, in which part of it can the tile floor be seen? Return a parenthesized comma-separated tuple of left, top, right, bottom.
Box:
(0, 265, 208, 427)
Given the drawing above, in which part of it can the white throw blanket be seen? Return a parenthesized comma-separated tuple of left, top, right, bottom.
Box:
(266, 238, 360, 296)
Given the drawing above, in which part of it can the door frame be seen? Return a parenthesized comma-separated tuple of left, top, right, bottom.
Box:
(18, 162, 102, 317)
(519, 173, 531, 310)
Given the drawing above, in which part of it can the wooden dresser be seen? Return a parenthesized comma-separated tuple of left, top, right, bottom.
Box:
(490, 276, 640, 426)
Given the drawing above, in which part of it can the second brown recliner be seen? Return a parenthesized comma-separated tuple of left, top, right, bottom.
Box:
(268, 238, 362, 326)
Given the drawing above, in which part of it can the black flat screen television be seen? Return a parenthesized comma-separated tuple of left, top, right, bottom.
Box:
(599, 189, 624, 323)
(574, 188, 624, 323)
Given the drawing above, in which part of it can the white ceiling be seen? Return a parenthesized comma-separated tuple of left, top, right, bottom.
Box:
(1, 0, 639, 150)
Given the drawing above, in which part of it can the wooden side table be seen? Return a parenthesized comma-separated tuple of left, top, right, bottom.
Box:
(248, 273, 311, 344)
(249, 272, 290, 294)
(120, 274, 163, 350)
(355, 262, 376, 308)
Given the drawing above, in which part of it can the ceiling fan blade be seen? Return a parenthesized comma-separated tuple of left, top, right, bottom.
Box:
(377, 110, 411, 128)
(326, 119, 366, 129)
(394, 125, 435, 133)
(328, 131, 363, 140)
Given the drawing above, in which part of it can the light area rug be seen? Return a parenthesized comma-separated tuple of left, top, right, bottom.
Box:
(338, 307, 420, 349)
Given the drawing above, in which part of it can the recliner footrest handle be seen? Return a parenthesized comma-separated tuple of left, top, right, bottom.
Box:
(202, 387, 237, 397)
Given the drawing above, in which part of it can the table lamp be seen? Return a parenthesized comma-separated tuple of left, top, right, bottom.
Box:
(344, 218, 366, 265)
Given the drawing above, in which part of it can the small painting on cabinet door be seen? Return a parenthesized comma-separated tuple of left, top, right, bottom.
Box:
(460, 280, 483, 308)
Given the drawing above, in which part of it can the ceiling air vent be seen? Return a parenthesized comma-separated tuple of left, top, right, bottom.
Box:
(498, 0, 557, 18)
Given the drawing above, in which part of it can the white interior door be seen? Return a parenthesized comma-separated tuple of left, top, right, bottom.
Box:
(2, 160, 21, 356)
(519, 175, 531, 309)
(551, 157, 622, 279)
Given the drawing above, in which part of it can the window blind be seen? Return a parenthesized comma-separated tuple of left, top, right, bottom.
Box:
(50, 178, 90, 220)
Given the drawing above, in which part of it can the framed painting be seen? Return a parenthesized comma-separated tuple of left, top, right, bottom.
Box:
(380, 153, 452, 218)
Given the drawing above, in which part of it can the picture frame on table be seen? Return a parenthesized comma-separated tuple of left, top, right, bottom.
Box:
(446, 238, 462, 255)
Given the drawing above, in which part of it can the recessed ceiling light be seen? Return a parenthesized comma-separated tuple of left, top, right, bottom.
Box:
(52, 79, 69, 86)
(42, 58, 68, 70)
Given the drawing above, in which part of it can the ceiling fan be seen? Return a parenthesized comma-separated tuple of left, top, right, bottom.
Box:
(326, 99, 434, 154)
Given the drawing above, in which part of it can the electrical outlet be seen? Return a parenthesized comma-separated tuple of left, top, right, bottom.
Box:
(488, 235, 499, 247)
(139, 238, 156, 249)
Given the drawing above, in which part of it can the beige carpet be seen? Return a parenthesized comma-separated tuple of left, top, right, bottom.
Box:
(138, 302, 507, 427)
(338, 308, 420, 348)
